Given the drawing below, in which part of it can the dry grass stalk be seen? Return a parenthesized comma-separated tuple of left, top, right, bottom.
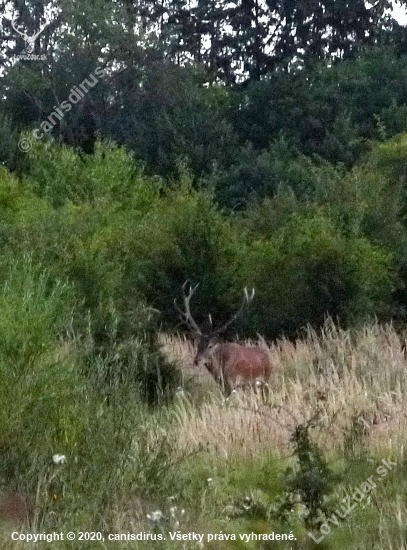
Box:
(161, 322, 407, 460)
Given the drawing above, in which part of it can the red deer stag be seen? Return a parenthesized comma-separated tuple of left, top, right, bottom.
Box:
(175, 283, 271, 395)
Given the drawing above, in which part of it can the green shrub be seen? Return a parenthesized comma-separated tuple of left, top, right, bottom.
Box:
(0, 115, 27, 173)
(0, 354, 85, 489)
(0, 167, 48, 231)
(122, 182, 239, 328)
(330, 163, 406, 255)
(2, 141, 162, 329)
(0, 255, 85, 490)
(0, 349, 177, 526)
(229, 47, 407, 169)
(83, 301, 182, 405)
(25, 140, 158, 207)
(113, 62, 238, 178)
(277, 424, 338, 530)
(233, 212, 395, 337)
(0, 256, 179, 510)
(360, 133, 407, 189)
(210, 137, 343, 208)
(0, 254, 78, 368)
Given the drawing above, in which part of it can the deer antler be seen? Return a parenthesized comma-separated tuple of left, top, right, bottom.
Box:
(174, 281, 203, 335)
(212, 287, 255, 336)
(29, 23, 47, 42)
(11, 17, 28, 40)
(175, 283, 255, 337)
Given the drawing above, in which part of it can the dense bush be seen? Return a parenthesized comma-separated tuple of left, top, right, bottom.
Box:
(1, 138, 401, 339)
(121, 182, 240, 329)
(233, 212, 395, 337)
(25, 140, 158, 208)
(0, 254, 179, 507)
(210, 138, 343, 208)
(105, 63, 239, 178)
(0, 115, 26, 173)
(0, 254, 84, 485)
(0, 166, 48, 228)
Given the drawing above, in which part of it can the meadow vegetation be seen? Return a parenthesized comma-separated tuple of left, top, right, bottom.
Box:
(0, 129, 407, 548)
(4, 1, 407, 545)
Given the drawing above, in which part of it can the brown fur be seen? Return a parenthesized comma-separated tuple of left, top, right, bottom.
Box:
(196, 341, 271, 395)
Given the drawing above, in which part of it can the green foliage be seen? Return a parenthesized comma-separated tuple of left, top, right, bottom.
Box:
(0, 167, 48, 228)
(0, 258, 178, 516)
(211, 137, 343, 208)
(84, 304, 182, 405)
(230, 47, 407, 172)
(109, 63, 238, 178)
(0, 354, 85, 489)
(1, 135, 401, 339)
(235, 212, 395, 337)
(25, 140, 156, 208)
(0, 352, 176, 528)
(361, 133, 407, 187)
(0, 255, 85, 487)
(329, 162, 406, 254)
(0, 255, 78, 368)
(0, 134, 401, 340)
(3, 143, 159, 333)
(277, 424, 338, 530)
(122, 181, 239, 327)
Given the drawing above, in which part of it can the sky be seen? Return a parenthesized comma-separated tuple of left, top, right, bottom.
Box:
(390, 2, 407, 24)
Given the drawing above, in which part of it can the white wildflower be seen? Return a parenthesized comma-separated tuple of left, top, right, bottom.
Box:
(146, 510, 164, 522)
(52, 454, 66, 465)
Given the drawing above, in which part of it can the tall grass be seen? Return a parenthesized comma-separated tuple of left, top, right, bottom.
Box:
(1, 318, 407, 549)
(167, 322, 407, 459)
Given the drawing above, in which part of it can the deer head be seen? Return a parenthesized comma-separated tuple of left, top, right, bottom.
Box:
(12, 17, 47, 53)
